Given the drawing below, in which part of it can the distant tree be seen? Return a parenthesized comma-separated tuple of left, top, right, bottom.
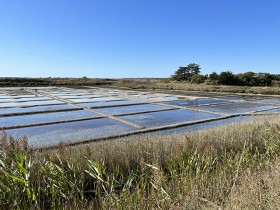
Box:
(271, 74, 280, 87)
(218, 71, 239, 85)
(255, 73, 273, 86)
(171, 66, 186, 81)
(237, 71, 256, 86)
(273, 74, 280, 81)
(172, 63, 201, 81)
(209, 72, 219, 81)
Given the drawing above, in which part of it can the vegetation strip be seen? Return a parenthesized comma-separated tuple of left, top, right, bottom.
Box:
(110, 80, 280, 96)
(1, 91, 280, 209)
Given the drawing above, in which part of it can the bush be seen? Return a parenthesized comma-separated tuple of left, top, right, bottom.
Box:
(272, 80, 280, 87)
(190, 74, 206, 84)
(218, 71, 240, 85)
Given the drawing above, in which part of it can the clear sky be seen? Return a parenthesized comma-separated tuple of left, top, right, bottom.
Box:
(0, 0, 279, 78)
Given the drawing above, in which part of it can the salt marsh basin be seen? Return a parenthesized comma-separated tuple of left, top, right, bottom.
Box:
(1, 86, 280, 147)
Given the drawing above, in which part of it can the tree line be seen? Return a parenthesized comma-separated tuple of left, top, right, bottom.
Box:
(171, 63, 280, 86)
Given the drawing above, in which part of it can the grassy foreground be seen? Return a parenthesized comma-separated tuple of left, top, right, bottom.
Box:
(1, 116, 280, 209)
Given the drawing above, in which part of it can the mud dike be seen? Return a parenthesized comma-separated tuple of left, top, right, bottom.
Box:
(0, 86, 279, 149)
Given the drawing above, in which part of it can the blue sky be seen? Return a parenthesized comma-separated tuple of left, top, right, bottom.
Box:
(0, 0, 279, 78)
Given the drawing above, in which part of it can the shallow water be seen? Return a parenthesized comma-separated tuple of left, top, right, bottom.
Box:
(69, 97, 123, 103)
(162, 98, 227, 107)
(0, 97, 52, 103)
(0, 110, 99, 127)
(120, 109, 221, 128)
(1, 86, 277, 147)
(214, 96, 253, 101)
(261, 108, 280, 113)
(0, 104, 79, 115)
(77, 100, 138, 108)
(129, 116, 254, 137)
(59, 95, 107, 99)
(0, 94, 42, 99)
(96, 104, 169, 115)
(250, 99, 280, 105)
(6, 118, 137, 147)
(198, 102, 275, 114)
(0, 100, 64, 108)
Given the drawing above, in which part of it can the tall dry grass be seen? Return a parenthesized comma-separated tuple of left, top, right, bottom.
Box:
(114, 79, 280, 95)
(0, 115, 280, 209)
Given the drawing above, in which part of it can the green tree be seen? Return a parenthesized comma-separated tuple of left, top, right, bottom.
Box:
(209, 72, 219, 81)
(172, 63, 201, 81)
(190, 74, 206, 84)
(218, 71, 239, 85)
(255, 73, 273, 86)
(237, 71, 256, 86)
